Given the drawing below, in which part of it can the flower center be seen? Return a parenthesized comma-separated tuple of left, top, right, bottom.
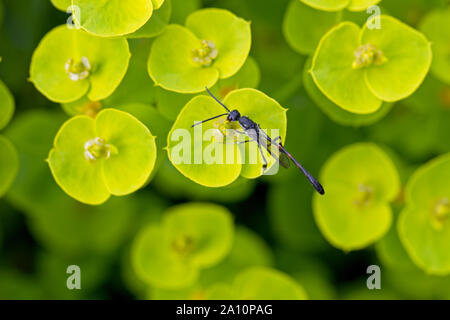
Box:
(84, 137, 116, 161)
(354, 183, 373, 207)
(352, 44, 387, 69)
(172, 235, 194, 256)
(192, 40, 218, 67)
(431, 198, 450, 230)
(77, 101, 102, 118)
(65, 56, 91, 81)
(213, 118, 241, 143)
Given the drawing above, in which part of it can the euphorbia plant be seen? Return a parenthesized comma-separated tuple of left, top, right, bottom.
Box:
(132, 202, 234, 289)
(301, 0, 381, 12)
(167, 88, 287, 187)
(399, 153, 450, 275)
(51, 0, 167, 37)
(311, 15, 432, 113)
(313, 143, 400, 250)
(155, 57, 261, 121)
(148, 8, 251, 93)
(48, 109, 157, 205)
(30, 25, 130, 103)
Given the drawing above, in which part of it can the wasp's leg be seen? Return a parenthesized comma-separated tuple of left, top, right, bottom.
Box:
(272, 136, 282, 145)
(258, 143, 268, 170)
(224, 139, 251, 145)
(256, 133, 268, 170)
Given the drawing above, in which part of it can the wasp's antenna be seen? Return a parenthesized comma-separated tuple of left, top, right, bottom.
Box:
(191, 113, 229, 128)
(205, 87, 230, 112)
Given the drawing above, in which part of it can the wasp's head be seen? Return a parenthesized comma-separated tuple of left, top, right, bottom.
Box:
(227, 109, 241, 122)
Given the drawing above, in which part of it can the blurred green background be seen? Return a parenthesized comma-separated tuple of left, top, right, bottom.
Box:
(0, 0, 450, 299)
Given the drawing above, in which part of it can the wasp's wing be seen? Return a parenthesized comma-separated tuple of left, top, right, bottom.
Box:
(258, 130, 290, 169)
(258, 128, 324, 195)
(278, 150, 291, 168)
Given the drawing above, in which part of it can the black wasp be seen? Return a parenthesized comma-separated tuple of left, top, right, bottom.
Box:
(192, 87, 325, 195)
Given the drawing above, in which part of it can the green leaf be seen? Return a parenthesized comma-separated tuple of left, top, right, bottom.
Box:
(361, 15, 432, 101)
(132, 224, 199, 289)
(164, 203, 234, 268)
(301, 0, 349, 12)
(115, 103, 171, 177)
(153, 158, 255, 203)
(132, 202, 234, 289)
(311, 16, 431, 112)
(284, 0, 340, 55)
(300, 0, 380, 11)
(50, 0, 70, 11)
(420, 8, 450, 85)
(95, 109, 157, 195)
(313, 143, 400, 251)
(148, 9, 251, 93)
(48, 109, 156, 205)
(311, 22, 382, 113)
(115, 103, 170, 152)
(149, 225, 272, 299)
(167, 88, 287, 186)
(398, 153, 450, 275)
(72, 0, 154, 37)
(167, 95, 242, 187)
(152, 0, 165, 10)
(128, 0, 172, 39)
(48, 115, 110, 205)
(347, 0, 381, 11)
(376, 212, 417, 270)
(156, 56, 260, 121)
(0, 80, 14, 130)
(233, 267, 308, 300)
(200, 226, 273, 285)
(303, 57, 393, 126)
(0, 135, 19, 197)
(30, 25, 130, 103)
(185, 8, 251, 79)
(148, 24, 220, 93)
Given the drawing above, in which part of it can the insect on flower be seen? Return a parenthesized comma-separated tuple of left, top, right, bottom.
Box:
(192, 87, 325, 195)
